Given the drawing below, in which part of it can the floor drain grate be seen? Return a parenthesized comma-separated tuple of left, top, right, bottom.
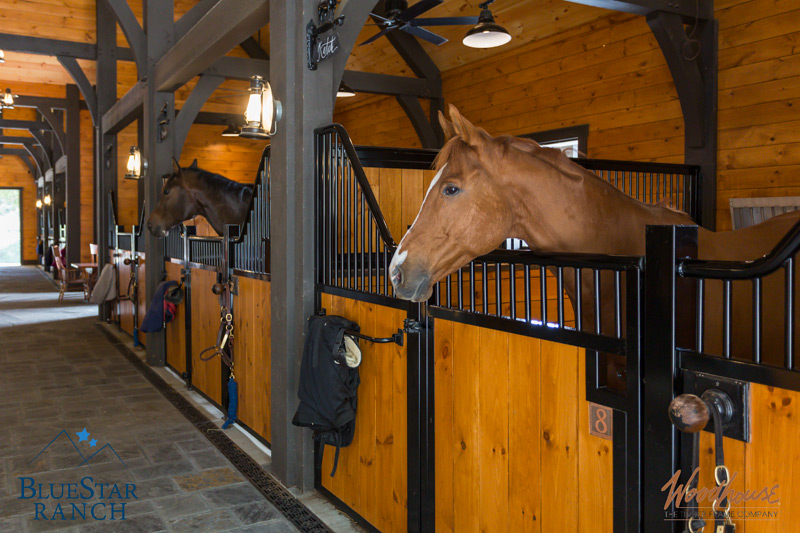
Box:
(97, 324, 332, 533)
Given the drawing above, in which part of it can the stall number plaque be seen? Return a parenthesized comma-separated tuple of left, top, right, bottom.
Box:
(589, 403, 613, 440)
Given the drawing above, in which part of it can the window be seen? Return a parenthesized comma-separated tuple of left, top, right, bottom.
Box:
(519, 124, 589, 159)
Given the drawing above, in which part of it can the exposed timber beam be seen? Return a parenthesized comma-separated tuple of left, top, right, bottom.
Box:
(0, 33, 95, 60)
(192, 111, 242, 126)
(102, 81, 145, 135)
(202, 56, 269, 80)
(396, 94, 439, 149)
(104, 0, 146, 75)
(174, 75, 225, 159)
(342, 70, 437, 98)
(0, 32, 136, 61)
(0, 148, 37, 176)
(65, 84, 81, 264)
(175, 0, 219, 41)
(0, 136, 38, 145)
(35, 107, 66, 155)
(240, 36, 269, 60)
(0, 119, 51, 131)
(14, 96, 67, 110)
(21, 143, 45, 177)
(28, 130, 53, 169)
(153, 0, 269, 92)
(373, 0, 444, 146)
(57, 57, 98, 125)
(564, 0, 711, 21)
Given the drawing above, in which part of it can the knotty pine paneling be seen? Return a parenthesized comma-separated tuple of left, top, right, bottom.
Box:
(434, 319, 612, 532)
(336, 1, 800, 233)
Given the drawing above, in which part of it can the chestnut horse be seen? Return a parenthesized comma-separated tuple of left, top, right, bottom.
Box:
(147, 158, 252, 237)
(390, 105, 800, 365)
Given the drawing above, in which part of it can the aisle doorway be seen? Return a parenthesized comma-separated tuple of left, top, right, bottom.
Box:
(0, 188, 22, 266)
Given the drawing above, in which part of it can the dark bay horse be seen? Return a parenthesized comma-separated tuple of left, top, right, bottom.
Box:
(147, 158, 253, 237)
(390, 105, 800, 365)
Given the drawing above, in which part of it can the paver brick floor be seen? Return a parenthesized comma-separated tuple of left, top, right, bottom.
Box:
(0, 267, 298, 532)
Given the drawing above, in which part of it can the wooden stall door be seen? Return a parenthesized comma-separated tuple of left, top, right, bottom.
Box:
(164, 261, 187, 373)
(190, 267, 222, 405)
(319, 293, 408, 532)
(233, 277, 272, 443)
(434, 319, 613, 532)
(694, 383, 799, 531)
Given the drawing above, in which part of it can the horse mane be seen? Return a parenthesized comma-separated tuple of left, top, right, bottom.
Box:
(187, 167, 253, 202)
(436, 134, 690, 217)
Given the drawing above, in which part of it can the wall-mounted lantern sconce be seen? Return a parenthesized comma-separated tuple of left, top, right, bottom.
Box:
(2, 88, 16, 109)
(124, 146, 147, 180)
(36, 199, 43, 209)
(221, 120, 241, 137)
(336, 81, 356, 98)
(0, 50, 5, 63)
(462, 0, 511, 49)
(43, 194, 51, 206)
(240, 75, 282, 139)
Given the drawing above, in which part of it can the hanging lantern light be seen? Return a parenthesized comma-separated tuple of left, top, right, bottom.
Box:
(43, 194, 51, 206)
(36, 199, 43, 209)
(240, 75, 282, 139)
(2, 88, 15, 109)
(124, 146, 147, 180)
(337, 81, 356, 98)
(463, 1, 511, 49)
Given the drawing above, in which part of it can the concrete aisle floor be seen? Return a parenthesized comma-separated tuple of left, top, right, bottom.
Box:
(0, 267, 354, 533)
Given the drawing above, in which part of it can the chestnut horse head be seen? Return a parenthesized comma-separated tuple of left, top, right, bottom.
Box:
(389, 105, 692, 301)
(147, 158, 253, 237)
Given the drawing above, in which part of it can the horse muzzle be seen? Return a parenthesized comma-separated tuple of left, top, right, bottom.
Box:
(391, 265, 431, 302)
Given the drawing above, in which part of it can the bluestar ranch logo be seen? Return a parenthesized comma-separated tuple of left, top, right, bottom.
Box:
(18, 428, 137, 522)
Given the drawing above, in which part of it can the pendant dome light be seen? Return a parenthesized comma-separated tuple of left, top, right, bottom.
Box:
(463, 0, 511, 49)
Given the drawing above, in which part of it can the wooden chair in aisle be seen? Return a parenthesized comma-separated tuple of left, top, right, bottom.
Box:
(51, 245, 89, 302)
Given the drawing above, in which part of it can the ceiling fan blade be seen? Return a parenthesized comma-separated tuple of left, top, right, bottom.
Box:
(369, 12, 394, 24)
(359, 26, 396, 46)
(398, 0, 442, 22)
(410, 16, 479, 26)
(400, 24, 447, 46)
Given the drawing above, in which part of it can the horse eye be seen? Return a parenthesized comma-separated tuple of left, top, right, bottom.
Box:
(443, 185, 460, 196)
(163, 189, 170, 195)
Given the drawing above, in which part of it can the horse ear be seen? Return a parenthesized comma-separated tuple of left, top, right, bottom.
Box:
(172, 157, 181, 175)
(447, 104, 490, 147)
(190, 159, 198, 169)
(438, 110, 455, 140)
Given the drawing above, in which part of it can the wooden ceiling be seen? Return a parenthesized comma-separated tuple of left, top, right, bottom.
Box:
(0, 1, 612, 115)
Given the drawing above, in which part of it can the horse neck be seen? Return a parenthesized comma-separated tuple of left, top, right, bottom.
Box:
(508, 159, 692, 256)
(186, 173, 227, 234)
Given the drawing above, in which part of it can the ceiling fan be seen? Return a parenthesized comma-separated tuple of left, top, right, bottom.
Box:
(360, 0, 479, 47)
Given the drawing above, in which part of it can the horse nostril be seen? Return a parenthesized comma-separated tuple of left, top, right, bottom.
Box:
(391, 266, 403, 286)
(147, 222, 152, 230)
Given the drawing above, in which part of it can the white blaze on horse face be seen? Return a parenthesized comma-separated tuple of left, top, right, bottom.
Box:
(392, 164, 446, 282)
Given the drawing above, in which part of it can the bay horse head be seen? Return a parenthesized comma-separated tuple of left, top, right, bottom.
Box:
(390, 105, 524, 301)
(147, 158, 252, 237)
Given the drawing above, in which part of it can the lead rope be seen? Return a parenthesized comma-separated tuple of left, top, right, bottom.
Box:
(710, 406, 735, 532)
(685, 404, 734, 533)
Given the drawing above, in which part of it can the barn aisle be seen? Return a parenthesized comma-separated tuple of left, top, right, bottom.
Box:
(0, 266, 307, 532)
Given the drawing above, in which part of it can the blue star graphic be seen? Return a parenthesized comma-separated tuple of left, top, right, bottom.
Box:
(89, 439, 98, 448)
(76, 428, 90, 442)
